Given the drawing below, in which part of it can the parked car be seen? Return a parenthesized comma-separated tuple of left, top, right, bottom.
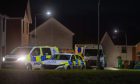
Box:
(134, 61, 140, 69)
(42, 53, 86, 70)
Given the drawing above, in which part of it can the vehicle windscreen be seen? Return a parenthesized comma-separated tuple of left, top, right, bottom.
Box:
(85, 49, 102, 56)
(53, 54, 70, 60)
(10, 48, 32, 55)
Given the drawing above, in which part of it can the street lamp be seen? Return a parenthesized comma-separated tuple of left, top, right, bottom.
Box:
(97, 0, 103, 69)
(34, 11, 52, 45)
(46, 11, 52, 16)
(114, 29, 118, 33)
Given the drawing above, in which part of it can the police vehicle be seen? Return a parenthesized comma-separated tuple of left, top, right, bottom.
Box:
(75, 44, 105, 68)
(1, 46, 59, 70)
(42, 53, 86, 70)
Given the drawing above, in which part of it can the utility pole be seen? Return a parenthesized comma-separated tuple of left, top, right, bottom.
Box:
(125, 32, 127, 60)
(35, 16, 37, 45)
(97, 0, 102, 69)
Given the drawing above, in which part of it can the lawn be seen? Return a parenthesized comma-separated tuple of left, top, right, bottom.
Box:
(0, 69, 140, 84)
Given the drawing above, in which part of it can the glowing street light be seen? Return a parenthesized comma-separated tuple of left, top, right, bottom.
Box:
(46, 11, 52, 16)
(114, 29, 118, 33)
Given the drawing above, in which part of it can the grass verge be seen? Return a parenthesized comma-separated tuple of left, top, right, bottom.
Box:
(0, 69, 140, 84)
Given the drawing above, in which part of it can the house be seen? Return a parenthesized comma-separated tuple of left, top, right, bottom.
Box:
(135, 42, 140, 61)
(100, 32, 116, 67)
(30, 17, 74, 49)
(101, 32, 136, 67)
(0, 0, 32, 61)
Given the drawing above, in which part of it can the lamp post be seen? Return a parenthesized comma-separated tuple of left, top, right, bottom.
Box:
(97, 0, 102, 69)
(34, 11, 52, 45)
(124, 32, 127, 60)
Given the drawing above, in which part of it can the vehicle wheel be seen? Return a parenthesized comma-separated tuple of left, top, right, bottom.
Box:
(41, 65, 45, 70)
(66, 66, 71, 70)
(26, 64, 32, 71)
(81, 65, 86, 70)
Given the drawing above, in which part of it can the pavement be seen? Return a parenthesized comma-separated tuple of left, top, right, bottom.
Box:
(104, 67, 120, 70)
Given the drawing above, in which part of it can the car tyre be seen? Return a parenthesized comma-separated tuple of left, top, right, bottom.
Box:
(26, 64, 32, 71)
(81, 65, 86, 70)
(66, 66, 71, 70)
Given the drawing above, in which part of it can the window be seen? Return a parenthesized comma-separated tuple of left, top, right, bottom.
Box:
(10, 48, 32, 55)
(85, 49, 102, 56)
(121, 47, 127, 53)
(42, 48, 51, 55)
(59, 55, 69, 60)
(53, 54, 70, 60)
(71, 55, 75, 61)
(137, 51, 140, 56)
(31, 48, 40, 56)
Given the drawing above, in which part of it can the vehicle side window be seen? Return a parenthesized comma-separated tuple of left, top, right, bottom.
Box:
(76, 55, 79, 59)
(71, 55, 75, 61)
(31, 48, 40, 56)
(42, 48, 51, 55)
(60, 55, 68, 60)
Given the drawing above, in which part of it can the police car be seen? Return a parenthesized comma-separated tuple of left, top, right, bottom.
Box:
(1, 46, 59, 70)
(42, 53, 86, 70)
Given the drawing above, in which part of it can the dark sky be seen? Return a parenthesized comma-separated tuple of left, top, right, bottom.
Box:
(31, 0, 140, 44)
(30, 0, 140, 45)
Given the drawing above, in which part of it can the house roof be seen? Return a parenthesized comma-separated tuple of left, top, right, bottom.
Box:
(0, 0, 28, 17)
(100, 32, 114, 45)
(30, 17, 74, 36)
(101, 32, 136, 46)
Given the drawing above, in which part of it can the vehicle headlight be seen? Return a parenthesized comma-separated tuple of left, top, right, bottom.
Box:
(17, 56, 26, 61)
(2, 57, 5, 62)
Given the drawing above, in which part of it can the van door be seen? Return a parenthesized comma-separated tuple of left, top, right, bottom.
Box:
(31, 48, 41, 68)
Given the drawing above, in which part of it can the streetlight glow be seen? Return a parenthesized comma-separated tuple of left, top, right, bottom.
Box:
(46, 11, 52, 16)
(114, 29, 118, 33)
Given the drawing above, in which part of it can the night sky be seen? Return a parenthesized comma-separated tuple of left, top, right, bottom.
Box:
(30, 0, 140, 45)
(2, 0, 140, 45)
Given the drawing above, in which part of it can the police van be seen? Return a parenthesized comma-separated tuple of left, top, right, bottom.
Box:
(1, 46, 59, 70)
(42, 53, 86, 70)
(75, 44, 105, 68)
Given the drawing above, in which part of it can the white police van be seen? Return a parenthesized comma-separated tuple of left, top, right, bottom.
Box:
(1, 46, 59, 70)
